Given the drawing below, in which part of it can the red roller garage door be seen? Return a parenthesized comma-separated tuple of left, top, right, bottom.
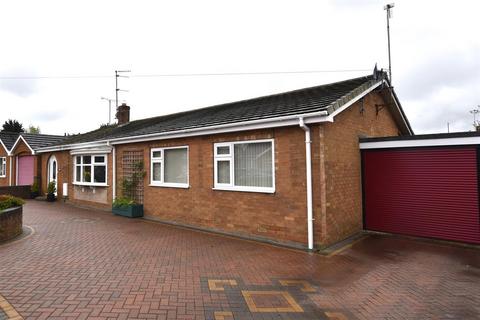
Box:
(363, 147, 480, 244)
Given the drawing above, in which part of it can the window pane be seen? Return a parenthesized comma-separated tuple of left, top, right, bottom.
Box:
(75, 166, 81, 182)
(216, 146, 230, 155)
(152, 151, 161, 158)
(234, 142, 273, 188)
(152, 162, 162, 182)
(52, 161, 57, 180)
(76, 156, 81, 164)
(83, 166, 92, 182)
(83, 156, 91, 164)
(164, 148, 188, 184)
(94, 165, 106, 183)
(94, 156, 105, 163)
(217, 161, 230, 184)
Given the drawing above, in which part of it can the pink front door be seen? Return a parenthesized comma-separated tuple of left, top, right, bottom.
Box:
(18, 156, 34, 186)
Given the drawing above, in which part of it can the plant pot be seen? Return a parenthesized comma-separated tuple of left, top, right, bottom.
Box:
(112, 204, 144, 218)
(46, 193, 56, 202)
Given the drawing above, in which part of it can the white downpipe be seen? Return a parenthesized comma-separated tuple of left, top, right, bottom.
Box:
(299, 117, 314, 250)
(112, 145, 116, 201)
(8, 156, 12, 186)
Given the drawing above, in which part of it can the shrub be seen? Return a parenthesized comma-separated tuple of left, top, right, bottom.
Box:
(112, 197, 136, 208)
(47, 181, 56, 194)
(0, 195, 25, 212)
(31, 181, 39, 193)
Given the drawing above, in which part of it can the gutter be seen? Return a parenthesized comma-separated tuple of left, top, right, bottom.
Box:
(298, 117, 314, 250)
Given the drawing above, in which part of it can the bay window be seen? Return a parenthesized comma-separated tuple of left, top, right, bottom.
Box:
(150, 146, 189, 188)
(0, 157, 6, 178)
(74, 155, 107, 186)
(214, 139, 275, 193)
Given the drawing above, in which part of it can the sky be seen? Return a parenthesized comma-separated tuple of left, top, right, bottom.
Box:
(0, 0, 479, 135)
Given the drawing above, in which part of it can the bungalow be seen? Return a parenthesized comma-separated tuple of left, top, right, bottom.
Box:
(0, 132, 66, 188)
(34, 71, 412, 250)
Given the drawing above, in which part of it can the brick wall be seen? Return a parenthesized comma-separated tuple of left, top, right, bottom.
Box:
(115, 126, 312, 247)
(40, 151, 113, 210)
(317, 91, 401, 247)
(0, 145, 9, 187)
(0, 206, 22, 242)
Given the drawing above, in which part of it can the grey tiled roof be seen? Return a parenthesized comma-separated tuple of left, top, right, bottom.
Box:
(0, 132, 67, 152)
(56, 74, 382, 146)
(0, 132, 19, 150)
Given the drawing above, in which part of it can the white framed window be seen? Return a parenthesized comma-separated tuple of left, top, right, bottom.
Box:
(150, 146, 189, 188)
(0, 157, 6, 178)
(214, 139, 275, 193)
(74, 154, 107, 186)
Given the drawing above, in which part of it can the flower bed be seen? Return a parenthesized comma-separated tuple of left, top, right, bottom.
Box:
(0, 195, 25, 242)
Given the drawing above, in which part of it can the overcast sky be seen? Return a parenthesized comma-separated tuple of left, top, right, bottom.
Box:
(1, 0, 479, 135)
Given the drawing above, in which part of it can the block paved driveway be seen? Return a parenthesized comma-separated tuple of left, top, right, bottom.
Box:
(0, 201, 479, 320)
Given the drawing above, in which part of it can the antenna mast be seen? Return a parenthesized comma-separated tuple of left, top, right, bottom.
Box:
(115, 70, 131, 110)
(384, 3, 394, 84)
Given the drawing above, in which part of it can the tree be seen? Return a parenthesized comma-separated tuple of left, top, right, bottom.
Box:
(27, 125, 41, 134)
(1, 119, 24, 133)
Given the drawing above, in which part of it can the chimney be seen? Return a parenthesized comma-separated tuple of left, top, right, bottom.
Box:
(116, 103, 130, 125)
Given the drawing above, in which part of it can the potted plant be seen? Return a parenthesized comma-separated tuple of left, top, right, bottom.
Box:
(46, 181, 56, 202)
(112, 197, 144, 218)
(112, 161, 145, 218)
(30, 181, 40, 199)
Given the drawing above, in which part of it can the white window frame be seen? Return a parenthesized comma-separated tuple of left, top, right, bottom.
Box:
(150, 146, 189, 189)
(0, 157, 6, 178)
(73, 154, 108, 187)
(213, 139, 275, 193)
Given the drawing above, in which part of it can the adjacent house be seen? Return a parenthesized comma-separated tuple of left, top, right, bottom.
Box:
(3, 71, 412, 250)
(0, 132, 66, 188)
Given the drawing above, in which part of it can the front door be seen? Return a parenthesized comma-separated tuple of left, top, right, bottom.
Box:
(48, 155, 58, 196)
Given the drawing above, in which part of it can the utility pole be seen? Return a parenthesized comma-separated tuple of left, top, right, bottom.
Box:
(101, 97, 115, 124)
(384, 3, 394, 84)
(115, 70, 131, 110)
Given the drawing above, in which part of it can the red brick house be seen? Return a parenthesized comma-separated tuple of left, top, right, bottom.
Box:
(34, 72, 412, 250)
(0, 132, 66, 188)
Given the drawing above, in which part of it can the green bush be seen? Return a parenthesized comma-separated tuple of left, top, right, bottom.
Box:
(31, 181, 39, 193)
(0, 195, 25, 212)
(112, 197, 136, 208)
(47, 181, 56, 194)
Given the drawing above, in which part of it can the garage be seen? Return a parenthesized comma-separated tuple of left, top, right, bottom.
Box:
(360, 133, 480, 244)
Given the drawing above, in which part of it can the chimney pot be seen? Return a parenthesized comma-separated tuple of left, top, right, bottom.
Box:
(116, 103, 130, 125)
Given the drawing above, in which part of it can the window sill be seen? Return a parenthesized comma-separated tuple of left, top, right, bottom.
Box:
(149, 183, 190, 189)
(72, 183, 109, 187)
(212, 186, 275, 194)
(0, 176, 6, 179)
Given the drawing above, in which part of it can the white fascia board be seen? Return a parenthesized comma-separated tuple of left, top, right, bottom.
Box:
(109, 114, 329, 145)
(10, 135, 35, 155)
(323, 80, 384, 122)
(70, 146, 113, 155)
(360, 136, 480, 149)
(36, 141, 111, 154)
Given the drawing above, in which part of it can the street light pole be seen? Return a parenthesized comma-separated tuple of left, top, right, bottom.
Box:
(101, 97, 115, 124)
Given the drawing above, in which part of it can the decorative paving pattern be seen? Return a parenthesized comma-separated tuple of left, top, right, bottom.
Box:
(203, 278, 345, 319)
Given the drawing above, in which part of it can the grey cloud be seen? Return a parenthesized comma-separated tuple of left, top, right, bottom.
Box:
(32, 110, 64, 122)
(0, 68, 38, 97)
(397, 50, 480, 101)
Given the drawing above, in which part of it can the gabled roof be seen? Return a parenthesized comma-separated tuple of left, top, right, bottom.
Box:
(0, 132, 67, 154)
(40, 72, 413, 151)
(0, 132, 20, 151)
